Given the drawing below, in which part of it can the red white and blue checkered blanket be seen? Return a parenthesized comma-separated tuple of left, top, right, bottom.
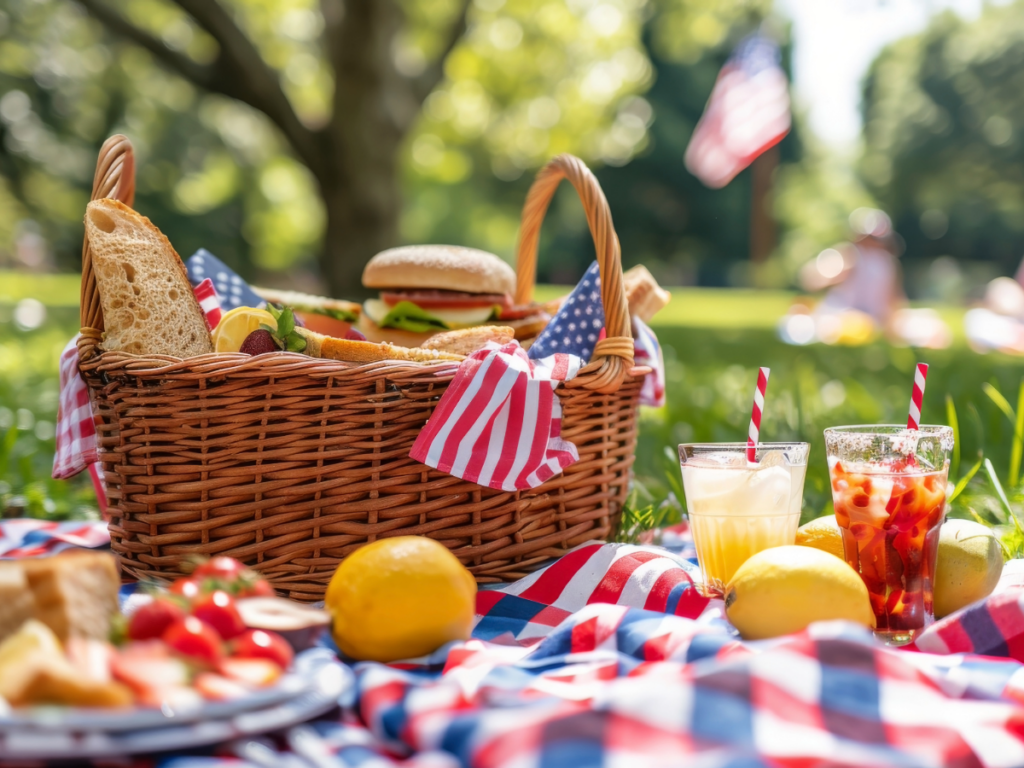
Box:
(7, 523, 1024, 766)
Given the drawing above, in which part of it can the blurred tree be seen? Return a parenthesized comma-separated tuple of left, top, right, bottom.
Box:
(0, 0, 654, 296)
(861, 2, 1024, 279)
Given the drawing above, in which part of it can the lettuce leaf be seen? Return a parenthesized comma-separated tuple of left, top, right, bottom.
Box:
(379, 301, 450, 332)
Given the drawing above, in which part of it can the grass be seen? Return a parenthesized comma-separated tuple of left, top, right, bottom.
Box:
(4, 272, 1024, 547)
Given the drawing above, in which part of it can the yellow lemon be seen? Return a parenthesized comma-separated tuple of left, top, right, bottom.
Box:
(933, 519, 1003, 619)
(211, 306, 277, 353)
(725, 546, 874, 640)
(796, 515, 845, 561)
(325, 536, 476, 662)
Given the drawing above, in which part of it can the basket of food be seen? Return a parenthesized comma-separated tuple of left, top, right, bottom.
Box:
(76, 135, 666, 601)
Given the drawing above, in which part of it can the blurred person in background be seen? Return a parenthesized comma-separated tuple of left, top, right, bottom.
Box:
(964, 256, 1024, 355)
(780, 208, 950, 348)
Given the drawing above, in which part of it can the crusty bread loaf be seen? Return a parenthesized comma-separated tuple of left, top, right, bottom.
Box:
(85, 199, 213, 357)
(298, 328, 463, 363)
(624, 264, 670, 322)
(363, 245, 516, 295)
(422, 326, 515, 355)
(22, 550, 120, 642)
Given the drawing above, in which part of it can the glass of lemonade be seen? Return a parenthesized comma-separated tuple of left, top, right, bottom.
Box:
(824, 425, 953, 646)
(678, 442, 809, 597)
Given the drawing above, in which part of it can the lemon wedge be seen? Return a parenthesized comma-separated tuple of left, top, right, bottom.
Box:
(211, 307, 277, 353)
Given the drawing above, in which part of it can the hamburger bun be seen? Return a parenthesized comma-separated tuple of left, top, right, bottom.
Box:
(363, 245, 516, 296)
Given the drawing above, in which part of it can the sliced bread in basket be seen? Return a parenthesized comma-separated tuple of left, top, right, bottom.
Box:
(84, 198, 213, 358)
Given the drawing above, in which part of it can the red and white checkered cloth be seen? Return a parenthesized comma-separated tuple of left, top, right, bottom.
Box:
(52, 278, 222, 483)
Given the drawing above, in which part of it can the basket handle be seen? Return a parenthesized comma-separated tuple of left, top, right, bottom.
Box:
(79, 135, 136, 360)
(514, 154, 633, 394)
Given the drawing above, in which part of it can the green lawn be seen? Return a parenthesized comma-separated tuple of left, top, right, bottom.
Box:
(3, 272, 1024, 538)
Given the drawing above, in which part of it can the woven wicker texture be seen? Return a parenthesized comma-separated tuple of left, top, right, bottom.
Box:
(79, 140, 643, 600)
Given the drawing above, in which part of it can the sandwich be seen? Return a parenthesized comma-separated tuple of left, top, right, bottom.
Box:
(623, 264, 671, 323)
(358, 245, 550, 346)
(84, 199, 214, 358)
(251, 287, 362, 338)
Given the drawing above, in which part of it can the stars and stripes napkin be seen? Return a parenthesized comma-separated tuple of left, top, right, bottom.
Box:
(0, 519, 111, 558)
(412, 262, 666, 490)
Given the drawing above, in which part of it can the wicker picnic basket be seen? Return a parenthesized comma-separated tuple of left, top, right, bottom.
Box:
(78, 135, 645, 601)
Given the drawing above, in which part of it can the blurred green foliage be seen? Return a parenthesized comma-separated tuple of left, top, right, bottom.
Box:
(861, 0, 1024, 281)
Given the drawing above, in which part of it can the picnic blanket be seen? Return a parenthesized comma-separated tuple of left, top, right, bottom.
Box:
(6, 521, 1024, 766)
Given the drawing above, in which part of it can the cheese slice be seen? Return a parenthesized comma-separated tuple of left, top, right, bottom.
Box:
(363, 298, 495, 329)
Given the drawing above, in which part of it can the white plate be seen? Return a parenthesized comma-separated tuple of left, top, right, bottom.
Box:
(0, 649, 350, 758)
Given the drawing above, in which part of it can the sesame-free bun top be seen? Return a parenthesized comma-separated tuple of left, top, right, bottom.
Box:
(363, 245, 516, 296)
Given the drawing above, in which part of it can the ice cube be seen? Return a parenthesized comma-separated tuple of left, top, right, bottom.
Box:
(757, 450, 787, 468)
(684, 451, 747, 469)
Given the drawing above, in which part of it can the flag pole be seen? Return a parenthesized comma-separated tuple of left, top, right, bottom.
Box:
(749, 144, 778, 263)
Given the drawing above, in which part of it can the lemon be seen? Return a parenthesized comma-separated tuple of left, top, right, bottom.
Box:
(796, 515, 845, 561)
(211, 306, 277, 353)
(933, 519, 1003, 618)
(725, 546, 874, 640)
(325, 536, 477, 662)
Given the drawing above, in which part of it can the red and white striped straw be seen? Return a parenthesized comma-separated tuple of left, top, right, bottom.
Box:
(907, 363, 929, 430)
(747, 367, 770, 463)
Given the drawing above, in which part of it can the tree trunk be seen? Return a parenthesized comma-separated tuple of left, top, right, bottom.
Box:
(318, 171, 401, 299)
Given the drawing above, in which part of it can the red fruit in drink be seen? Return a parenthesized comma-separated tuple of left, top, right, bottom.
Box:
(232, 629, 294, 669)
(218, 657, 283, 687)
(239, 329, 278, 356)
(162, 616, 225, 663)
(127, 598, 187, 641)
(192, 591, 247, 640)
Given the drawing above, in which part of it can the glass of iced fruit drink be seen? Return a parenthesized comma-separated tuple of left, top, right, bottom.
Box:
(824, 425, 953, 645)
(678, 443, 809, 597)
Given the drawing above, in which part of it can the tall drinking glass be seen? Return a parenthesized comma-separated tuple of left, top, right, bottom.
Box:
(824, 425, 953, 646)
(678, 442, 809, 596)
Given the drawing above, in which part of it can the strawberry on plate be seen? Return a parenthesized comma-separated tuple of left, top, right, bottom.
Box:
(218, 657, 283, 687)
(192, 591, 247, 640)
(128, 598, 188, 641)
(232, 629, 294, 669)
(193, 672, 252, 702)
(162, 616, 224, 664)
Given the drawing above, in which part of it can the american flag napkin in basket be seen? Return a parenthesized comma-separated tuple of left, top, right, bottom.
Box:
(411, 261, 665, 491)
(52, 277, 223, 483)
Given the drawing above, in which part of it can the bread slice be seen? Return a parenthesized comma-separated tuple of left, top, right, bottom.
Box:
(624, 265, 670, 322)
(0, 562, 36, 644)
(356, 313, 441, 347)
(298, 328, 464, 363)
(422, 326, 515, 355)
(22, 550, 120, 642)
(85, 198, 214, 357)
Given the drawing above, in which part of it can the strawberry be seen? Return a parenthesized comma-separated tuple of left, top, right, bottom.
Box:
(194, 672, 251, 701)
(162, 616, 225, 664)
(192, 591, 247, 640)
(193, 557, 249, 581)
(232, 629, 294, 669)
(128, 598, 188, 641)
(345, 327, 366, 341)
(218, 657, 283, 687)
(240, 329, 278, 356)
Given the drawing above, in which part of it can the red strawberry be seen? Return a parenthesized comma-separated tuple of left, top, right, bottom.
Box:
(192, 591, 247, 640)
(162, 616, 225, 664)
(345, 327, 366, 341)
(128, 598, 188, 641)
(240, 329, 278, 356)
(232, 629, 294, 669)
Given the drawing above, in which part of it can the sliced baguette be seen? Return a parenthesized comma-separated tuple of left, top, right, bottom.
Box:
(422, 326, 515, 355)
(84, 199, 213, 357)
(297, 328, 463, 363)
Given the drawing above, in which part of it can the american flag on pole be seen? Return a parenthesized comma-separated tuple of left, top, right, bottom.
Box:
(684, 33, 791, 189)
